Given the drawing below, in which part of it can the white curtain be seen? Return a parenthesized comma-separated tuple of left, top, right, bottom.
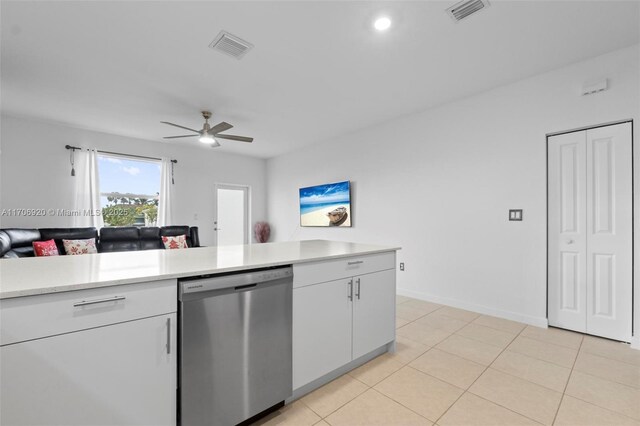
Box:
(73, 148, 104, 228)
(157, 158, 173, 226)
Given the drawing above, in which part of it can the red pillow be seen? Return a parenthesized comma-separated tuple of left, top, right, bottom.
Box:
(33, 239, 60, 257)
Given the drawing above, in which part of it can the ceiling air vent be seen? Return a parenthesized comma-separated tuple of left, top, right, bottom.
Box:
(208, 31, 254, 60)
(446, 0, 490, 22)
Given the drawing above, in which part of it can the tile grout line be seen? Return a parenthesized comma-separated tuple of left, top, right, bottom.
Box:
(309, 298, 639, 426)
(431, 320, 535, 425)
(561, 357, 640, 420)
(282, 298, 639, 426)
(300, 372, 373, 421)
(316, 305, 438, 424)
(450, 322, 519, 348)
(303, 384, 369, 423)
(550, 334, 584, 425)
(437, 324, 637, 423)
(397, 299, 640, 424)
(367, 386, 437, 424)
(571, 368, 640, 391)
(338, 302, 450, 425)
(579, 344, 640, 368)
(448, 326, 578, 393)
(366, 336, 446, 424)
(558, 393, 640, 424)
(508, 335, 581, 370)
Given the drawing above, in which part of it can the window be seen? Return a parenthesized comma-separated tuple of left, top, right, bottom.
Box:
(98, 154, 161, 227)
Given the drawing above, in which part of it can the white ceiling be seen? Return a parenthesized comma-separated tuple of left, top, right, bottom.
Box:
(1, 1, 638, 158)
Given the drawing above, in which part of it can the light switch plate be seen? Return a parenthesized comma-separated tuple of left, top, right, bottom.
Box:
(509, 209, 523, 221)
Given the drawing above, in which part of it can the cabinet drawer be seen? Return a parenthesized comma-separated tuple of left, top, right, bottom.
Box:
(0, 280, 177, 346)
(293, 251, 395, 288)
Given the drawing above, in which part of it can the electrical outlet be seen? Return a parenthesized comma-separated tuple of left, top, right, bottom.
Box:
(399, 262, 405, 271)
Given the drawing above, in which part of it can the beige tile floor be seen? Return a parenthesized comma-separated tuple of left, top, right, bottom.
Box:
(255, 295, 640, 426)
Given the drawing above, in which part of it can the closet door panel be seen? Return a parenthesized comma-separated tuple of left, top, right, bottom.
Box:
(585, 123, 632, 341)
(548, 131, 588, 333)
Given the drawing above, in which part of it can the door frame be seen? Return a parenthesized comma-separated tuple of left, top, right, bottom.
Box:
(546, 119, 635, 342)
(213, 183, 251, 246)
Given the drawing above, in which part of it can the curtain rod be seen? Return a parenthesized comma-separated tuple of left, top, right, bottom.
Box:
(65, 145, 177, 164)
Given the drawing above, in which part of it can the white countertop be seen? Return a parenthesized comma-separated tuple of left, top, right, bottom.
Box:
(0, 240, 399, 299)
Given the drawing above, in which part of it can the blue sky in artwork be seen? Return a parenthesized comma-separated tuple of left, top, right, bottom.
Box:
(98, 155, 161, 206)
(299, 181, 350, 206)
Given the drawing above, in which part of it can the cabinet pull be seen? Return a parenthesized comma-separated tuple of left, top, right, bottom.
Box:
(73, 295, 125, 307)
(355, 278, 361, 300)
(347, 280, 353, 301)
(166, 318, 171, 354)
(347, 260, 364, 266)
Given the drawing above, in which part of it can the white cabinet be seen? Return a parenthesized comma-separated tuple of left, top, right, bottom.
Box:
(293, 278, 353, 389)
(293, 252, 396, 390)
(0, 280, 177, 426)
(352, 269, 396, 359)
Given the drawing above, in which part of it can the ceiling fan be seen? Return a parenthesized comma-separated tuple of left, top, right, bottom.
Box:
(161, 111, 253, 147)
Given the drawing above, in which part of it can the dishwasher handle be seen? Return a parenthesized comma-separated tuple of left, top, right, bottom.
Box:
(235, 283, 257, 291)
(179, 266, 293, 296)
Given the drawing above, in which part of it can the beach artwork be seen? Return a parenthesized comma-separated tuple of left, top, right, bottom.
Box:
(300, 181, 351, 227)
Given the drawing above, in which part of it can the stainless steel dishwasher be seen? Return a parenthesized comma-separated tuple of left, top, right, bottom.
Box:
(178, 266, 293, 426)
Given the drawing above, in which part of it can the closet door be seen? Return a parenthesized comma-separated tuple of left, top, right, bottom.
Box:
(548, 122, 633, 342)
(548, 131, 588, 333)
(585, 123, 632, 341)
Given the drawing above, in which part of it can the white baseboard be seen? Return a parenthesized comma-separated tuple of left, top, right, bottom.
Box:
(631, 336, 640, 350)
(397, 287, 548, 328)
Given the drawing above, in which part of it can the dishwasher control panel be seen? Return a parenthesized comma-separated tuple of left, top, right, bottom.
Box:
(179, 266, 293, 297)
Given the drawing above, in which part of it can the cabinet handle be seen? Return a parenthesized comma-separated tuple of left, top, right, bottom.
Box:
(347, 280, 353, 301)
(347, 260, 364, 266)
(73, 295, 125, 307)
(356, 278, 361, 300)
(166, 318, 171, 354)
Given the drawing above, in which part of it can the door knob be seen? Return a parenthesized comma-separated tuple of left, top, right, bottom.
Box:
(566, 239, 574, 244)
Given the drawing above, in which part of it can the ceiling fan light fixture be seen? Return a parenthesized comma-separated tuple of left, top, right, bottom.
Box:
(374, 16, 392, 31)
(199, 134, 214, 144)
(162, 112, 252, 146)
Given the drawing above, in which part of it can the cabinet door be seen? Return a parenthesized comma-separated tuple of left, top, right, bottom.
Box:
(0, 314, 177, 426)
(352, 269, 396, 359)
(293, 279, 353, 389)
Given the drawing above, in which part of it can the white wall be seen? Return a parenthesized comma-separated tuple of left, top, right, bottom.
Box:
(267, 45, 640, 334)
(0, 115, 267, 246)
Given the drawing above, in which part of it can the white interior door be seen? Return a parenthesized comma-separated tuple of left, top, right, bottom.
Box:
(548, 122, 633, 341)
(548, 131, 588, 333)
(585, 123, 633, 341)
(214, 184, 249, 246)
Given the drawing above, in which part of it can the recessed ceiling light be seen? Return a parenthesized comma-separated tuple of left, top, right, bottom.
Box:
(374, 17, 391, 31)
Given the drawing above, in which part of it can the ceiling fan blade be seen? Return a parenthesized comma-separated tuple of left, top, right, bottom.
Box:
(215, 134, 254, 143)
(160, 121, 200, 133)
(208, 121, 233, 135)
(163, 135, 198, 139)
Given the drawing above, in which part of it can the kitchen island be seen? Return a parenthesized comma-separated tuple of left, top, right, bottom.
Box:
(0, 240, 399, 426)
